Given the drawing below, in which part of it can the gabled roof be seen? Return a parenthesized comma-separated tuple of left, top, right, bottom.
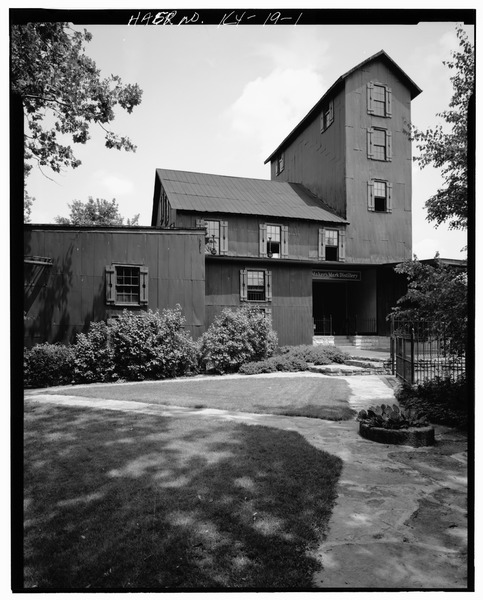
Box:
(264, 50, 422, 164)
(152, 169, 347, 224)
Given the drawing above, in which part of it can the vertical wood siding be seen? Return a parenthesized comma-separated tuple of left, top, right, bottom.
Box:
(205, 260, 314, 346)
(24, 228, 205, 347)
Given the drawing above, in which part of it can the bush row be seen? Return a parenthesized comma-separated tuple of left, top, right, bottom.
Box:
(24, 306, 280, 388)
(395, 375, 469, 429)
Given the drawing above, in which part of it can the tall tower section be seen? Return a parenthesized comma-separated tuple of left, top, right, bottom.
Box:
(265, 51, 422, 264)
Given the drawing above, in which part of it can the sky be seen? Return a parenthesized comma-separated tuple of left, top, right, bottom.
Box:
(20, 6, 474, 260)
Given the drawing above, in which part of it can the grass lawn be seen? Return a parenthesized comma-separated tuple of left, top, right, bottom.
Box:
(23, 401, 343, 590)
(46, 376, 355, 421)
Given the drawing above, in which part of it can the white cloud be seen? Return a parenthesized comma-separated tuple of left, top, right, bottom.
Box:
(226, 67, 325, 160)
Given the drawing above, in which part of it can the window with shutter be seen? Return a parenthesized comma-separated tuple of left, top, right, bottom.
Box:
(367, 82, 392, 117)
(368, 128, 391, 161)
(241, 269, 272, 303)
(319, 229, 343, 261)
(105, 265, 149, 306)
(368, 180, 393, 213)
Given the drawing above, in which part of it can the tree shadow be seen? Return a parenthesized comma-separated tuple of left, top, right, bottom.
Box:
(23, 403, 343, 591)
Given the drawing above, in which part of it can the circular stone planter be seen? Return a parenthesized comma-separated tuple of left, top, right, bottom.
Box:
(359, 422, 435, 447)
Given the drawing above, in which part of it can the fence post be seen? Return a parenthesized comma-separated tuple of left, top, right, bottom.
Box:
(410, 327, 415, 385)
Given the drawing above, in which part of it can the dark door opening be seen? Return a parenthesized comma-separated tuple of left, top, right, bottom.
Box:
(312, 281, 348, 335)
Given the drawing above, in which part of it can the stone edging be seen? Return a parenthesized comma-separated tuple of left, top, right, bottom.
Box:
(359, 422, 435, 447)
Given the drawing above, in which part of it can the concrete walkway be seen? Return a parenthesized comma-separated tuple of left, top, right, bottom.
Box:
(24, 373, 468, 590)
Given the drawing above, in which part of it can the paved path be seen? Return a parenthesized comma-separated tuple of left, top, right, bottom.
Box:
(24, 374, 468, 590)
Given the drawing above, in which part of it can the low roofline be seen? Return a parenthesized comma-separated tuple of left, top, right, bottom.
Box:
(264, 50, 422, 165)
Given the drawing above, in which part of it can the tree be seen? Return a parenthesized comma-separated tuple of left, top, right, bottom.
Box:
(54, 198, 140, 226)
(11, 22, 142, 180)
(411, 27, 474, 231)
(24, 191, 34, 222)
(388, 256, 467, 356)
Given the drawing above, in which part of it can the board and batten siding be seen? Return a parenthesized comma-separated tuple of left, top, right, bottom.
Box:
(344, 60, 412, 263)
(176, 211, 337, 262)
(269, 89, 347, 219)
(24, 227, 205, 347)
(205, 260, 313, 346)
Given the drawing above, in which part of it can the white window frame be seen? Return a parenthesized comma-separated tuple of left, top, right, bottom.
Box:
(259, 223, 288, 258)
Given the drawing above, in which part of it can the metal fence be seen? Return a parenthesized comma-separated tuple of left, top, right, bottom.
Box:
(391, 319, 465, 384)
(313, 315, 377, 335)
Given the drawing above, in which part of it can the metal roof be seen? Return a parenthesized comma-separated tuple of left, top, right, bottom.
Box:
(265, 50, 422, 164)
(154, 169, 347, 224)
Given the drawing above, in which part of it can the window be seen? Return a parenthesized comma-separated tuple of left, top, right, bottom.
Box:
(106, 265, 148, 306)
(276, 153, 285, 175)
(320, 100, 334, 132)
(259, 223, 288, 258)
(240, 269, 272, 302)
(368, 180, 393, 213)
(325, 230, 339, 261)
(205, 220, 220, 254)
(367, 82, 392, 117)
(196, 219, 228, 255)
(267, 225, 281, 258)
(367, 127, 392, 161)
(319, 228, 346, 262)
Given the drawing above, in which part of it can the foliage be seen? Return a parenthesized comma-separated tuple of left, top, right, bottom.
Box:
(279, 344, 349, 365)
(24, 343, 74, 388)
(108, 307, 198, 381)
(199, 306, 278, 374)
(55, 197, 140, 226)
(24, 191, 34, 222)
(410, 27, 474, 231)
(395, 375, 468, 429)
(389, 257, 467, 356)
(73, 321, 115, 383)
(357, 403, 429, 430)
(239, 355, 308, 375)
(11, 22, 142, 179)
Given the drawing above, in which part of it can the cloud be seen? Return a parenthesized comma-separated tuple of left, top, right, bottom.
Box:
(226, 67, 326, 159)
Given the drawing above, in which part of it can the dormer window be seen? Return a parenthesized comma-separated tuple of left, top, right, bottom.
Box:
(276, 153, 285, 175)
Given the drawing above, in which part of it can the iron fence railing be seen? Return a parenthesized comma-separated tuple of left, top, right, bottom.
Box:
(391, 319, 465, 384)
(313, 315, 377, 335)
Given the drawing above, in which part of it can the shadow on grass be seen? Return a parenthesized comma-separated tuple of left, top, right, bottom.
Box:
(23, 402, 343, 591)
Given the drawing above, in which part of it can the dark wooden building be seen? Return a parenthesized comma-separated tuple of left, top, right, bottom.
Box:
(24, 226, 205, 347)
(25, 50, 420, 349)
(151, 51, 421, 347)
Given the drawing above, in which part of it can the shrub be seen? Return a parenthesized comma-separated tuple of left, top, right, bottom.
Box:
(279, 345, 349, 365)
(24, 343, 74, 388)
(199, 306, 278, 374)
(73, 321, 116, 383)
(357, 404, 429, 430)
(395, 375, 468, 429)
(108, 307, 198, 381)
(239, 355, 308, 375)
